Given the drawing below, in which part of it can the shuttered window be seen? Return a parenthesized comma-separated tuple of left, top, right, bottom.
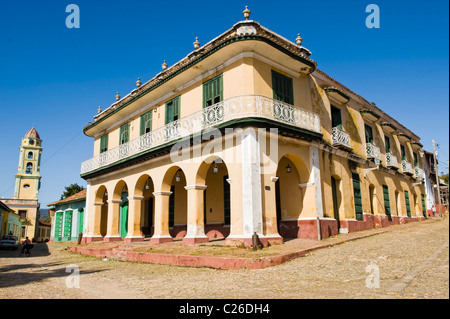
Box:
(405, 190, 411, 217)
(352, 173, 363, 221)
(100, 134, 108, 153)
(119, 123, 130, 145)
(385, 136, 391, 153)
(383, 185, 392, 221)
(365, 124, 374, 144)
(272, 70, 293, 104)
(331, 105, 342, 129)
(401, 145, 406, 161)
(165, 96, 180, 124)
(140, 111, 152, 135)
(203, 74, 223, 108)
(414, 153, 418, 167)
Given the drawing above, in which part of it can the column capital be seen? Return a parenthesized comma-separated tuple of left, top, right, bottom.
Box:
(152, 191, 173, 196)
(107, 199, 122, 204)
(184, 185, 207, 191)
(128, 196, 144, 201)
(93, 202, 104, 206)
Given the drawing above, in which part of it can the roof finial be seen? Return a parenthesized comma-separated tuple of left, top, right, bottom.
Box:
(193, 37, 200, 50)
(296, 33, 303, 46)
(115, 92, 121, 101)
(97, 106, 102, 114)
(162, 60, 168, 70)
(243, 6, 251, 20)
(136, 78, 142, 87)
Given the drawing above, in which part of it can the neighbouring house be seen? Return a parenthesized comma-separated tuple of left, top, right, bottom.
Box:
(0, 200, 22, 239)
(47, 189, 86, 242)
(78, 7, 428, 246)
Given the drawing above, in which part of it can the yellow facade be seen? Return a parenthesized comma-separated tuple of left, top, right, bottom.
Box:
(80, 18, 426, 246)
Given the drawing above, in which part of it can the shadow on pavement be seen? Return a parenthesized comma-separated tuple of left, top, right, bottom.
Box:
(0, 261, 106, 289)
(0, 242, 51, 258)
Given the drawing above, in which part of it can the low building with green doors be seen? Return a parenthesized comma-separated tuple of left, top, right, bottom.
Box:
(47, 189, 86, 242)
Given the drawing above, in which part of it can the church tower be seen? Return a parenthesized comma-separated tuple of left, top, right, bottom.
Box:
(13, 128, 42, 200)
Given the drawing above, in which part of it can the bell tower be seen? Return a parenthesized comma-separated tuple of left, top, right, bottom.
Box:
(13, 128, 43, 200)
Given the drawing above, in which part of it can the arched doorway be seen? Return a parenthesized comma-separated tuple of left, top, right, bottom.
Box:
(113, 181, 129, 239)
(275, 155, 307, 238)
(197, 157, 230, 239)
(95, 185, 108, 237)
(162, 167, 187, 239)
(331, 176, 342, 230)
(135, 175, 155, 237)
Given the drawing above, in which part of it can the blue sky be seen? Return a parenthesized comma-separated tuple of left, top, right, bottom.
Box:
(0, 0, 448, 206)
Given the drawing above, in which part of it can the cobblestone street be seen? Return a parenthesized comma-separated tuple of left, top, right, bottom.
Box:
(0, 216, 448, 299)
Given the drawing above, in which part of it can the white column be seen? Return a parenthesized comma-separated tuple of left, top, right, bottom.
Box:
(310, 145, 323, 240)
(241, 128, 263, 237)
(83, 181, 90, 236)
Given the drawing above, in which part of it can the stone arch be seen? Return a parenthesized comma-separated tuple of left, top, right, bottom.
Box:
(275, 153, 309, 238)
(135, 174, 155, 237)
(161, 166, 187, 238)
(196, 156, 231, 239)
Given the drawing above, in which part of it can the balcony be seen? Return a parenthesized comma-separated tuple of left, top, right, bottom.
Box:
(415, 166, 424, 180)
(385, 152, 398, 169)
(366, 143, 381, 163)
(331, 127, 351, 149)
(402, 160, 414, 175)
(81, 95, 322, 175)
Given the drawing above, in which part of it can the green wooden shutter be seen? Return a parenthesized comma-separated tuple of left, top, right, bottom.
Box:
(405, 191, 411, 217)
(365, 124, 373, 144)
(63, 210, 73, 238)
(331, 106, 342, 129)
(421, 194, 427, 218)
(203, 74, 223, 108)
(100, 134, 108, 153)
(385, 136, 391, 153)
(120, 202, 128, 238)
(383, 185, 392, 221)
(140, 111, 152, 135)
(352, 173, 363, 221)
(54, 212, 63, 240)
(165, 96, 180, 124)
(414, 153, 418, 166)
(272, 70, 293, 104)
(119, 123, 130, 145)
(401, 145, 406, 160)
(78, 209, 84, 234)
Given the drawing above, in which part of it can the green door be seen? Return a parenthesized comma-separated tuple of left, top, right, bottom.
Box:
(352, 173, 363, 221)
(331, 176, 340, 228)
(120, 202, 128, 238)
(169, 186, 175, 228)
(63, 210, 73, 240)
(383, 185, 392, 221)
(331, 106, 342, 129)
(54, 212, 63, 241)
(405, 191, 411, 217)
(364, 124, 373, 144)
(78, 209, 84, 234)
(421, 194, 427, 218)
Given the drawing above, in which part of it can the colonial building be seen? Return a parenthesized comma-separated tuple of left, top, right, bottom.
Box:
(0, 200, 22, 239)
(47, 189, 86, 242)
(79, 8, 427, 246)
(2, 128, 43, 241)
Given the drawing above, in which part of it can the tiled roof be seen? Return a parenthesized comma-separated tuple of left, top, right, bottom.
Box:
(0, 200, 15, 213)
(47, 189, 87, 207)
(25, 127, 40, 139)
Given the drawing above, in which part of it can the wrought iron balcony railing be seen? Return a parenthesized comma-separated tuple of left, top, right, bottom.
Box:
(385, 152, 398, 168)
(81, 95, 322, 174)
(415, 166, 424, 180)
(402, 160, 414, 175)
(366, 143, 381, 162)
(331, 127, 351, 149)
